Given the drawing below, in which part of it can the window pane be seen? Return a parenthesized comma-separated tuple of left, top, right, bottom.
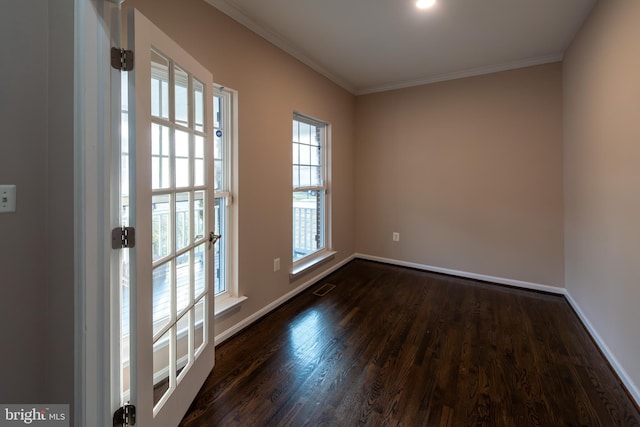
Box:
(311, 125, 320, 146)
(293, 165, 300, 188)
(194, 243, 206, 298)
(293, 190, 325, 261)
(214, 160, 223, 191)
(176, 313, 190, 379)
(194, 78, 204, 132)
(214, 197, 226, 295)
(175, 130, 190, 188)
(152, 124, 170, 189)
(175, 192, 190, 251)
(292, 142, 299, 165)
(175, 251, 190, 315)
(195, 135, 204, 187)
(310, 145, 320, 166)
(214, 96, 221, 129)
(151, 50, 169, 120)
(213, 89, 233, 302)
(299, 122, 311, 145)
(214, 133, 222, 159)
(153, 261, 172, 337)
(175, 65, 189, 127)
(293, 115, 327, 264)
(310, 166, 321, 186)
(153, 328, 171, 407)
(292, 120, 299, 142)
(300, 143, 311, 165)
(300, 166, 311, 187)
(194, 297, 205, 354)
(194, 191, 205, 241)
(152, 194, 171, 261)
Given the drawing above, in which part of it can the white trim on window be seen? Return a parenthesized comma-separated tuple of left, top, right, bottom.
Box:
(291, 113, 332, 276)
(213, 85, 243, 316)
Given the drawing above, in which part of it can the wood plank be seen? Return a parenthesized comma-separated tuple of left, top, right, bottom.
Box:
(180, 260, 640, 426)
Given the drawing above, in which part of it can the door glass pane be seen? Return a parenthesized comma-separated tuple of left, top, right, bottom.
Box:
(194, 78, 204, 132)
(152, 194, 171, 261)
(152, 124, 170, 189)
(175, 130, 190, 188)
(194, 297, 205, 355)
(152, 261, 171, 337)
(175, 192, 190, 251)
(176, 314, 190, 380)
(194, 135, 204, 187)
(175, 65, 189, 128)
(194, 243, 206, 299)
(175, 251, 190, 315)
(153, 328, 172, 407)
(151, 50, 169, 120)
(194, 191, 205, 242)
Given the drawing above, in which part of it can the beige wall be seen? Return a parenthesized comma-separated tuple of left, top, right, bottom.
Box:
(122, 0, 356, 336)
(564, 0, 640, 397)
(0, 0, 48, 403)
(46, 0, 75, 406)
(355, 64, 564, 287)
(0, 0, 74, 405)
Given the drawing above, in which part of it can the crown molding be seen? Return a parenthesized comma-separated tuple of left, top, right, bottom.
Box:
(355, 53, 564, 95)
(204, 0, 356, 94)
(204, 1, 563, 97)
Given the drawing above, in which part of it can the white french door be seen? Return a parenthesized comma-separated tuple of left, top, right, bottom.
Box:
(120, 9, 215, 426)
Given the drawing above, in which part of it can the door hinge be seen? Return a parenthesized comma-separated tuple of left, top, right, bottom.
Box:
(113, 404, 136, 427)
(111, 47, 134, 71)
(112, 227, 136, 249)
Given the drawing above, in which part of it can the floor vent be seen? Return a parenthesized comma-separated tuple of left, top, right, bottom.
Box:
(313, 283, 336, 296)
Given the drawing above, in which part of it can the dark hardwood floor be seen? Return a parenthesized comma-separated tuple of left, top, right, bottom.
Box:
(181, 259, 640, 426)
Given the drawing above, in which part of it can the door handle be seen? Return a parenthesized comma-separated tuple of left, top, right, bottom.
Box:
(208, 231, 221, 249)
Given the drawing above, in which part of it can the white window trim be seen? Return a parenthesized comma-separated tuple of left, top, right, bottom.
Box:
(291, 113, 333, 278)
(213, 85, 244, 317)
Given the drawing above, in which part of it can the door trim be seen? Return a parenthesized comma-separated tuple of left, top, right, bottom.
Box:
(74, 0, 122, 425)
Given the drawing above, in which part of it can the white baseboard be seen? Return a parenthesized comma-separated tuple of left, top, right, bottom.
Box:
(213, 251, 640, 409)
(563, 292, 640, 406)
(355, 253, 564, 294)
(214, 254, 356, 345)
(355, 253, 640, 408)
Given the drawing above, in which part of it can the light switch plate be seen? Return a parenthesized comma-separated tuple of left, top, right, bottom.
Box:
(0, 185, 17, 213)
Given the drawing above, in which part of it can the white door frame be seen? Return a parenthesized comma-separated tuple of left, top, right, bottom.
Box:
(74, 0, 122, 425)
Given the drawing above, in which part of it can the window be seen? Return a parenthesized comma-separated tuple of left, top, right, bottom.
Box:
(213, 87, 236, 299)
(292, 113, 331, 271)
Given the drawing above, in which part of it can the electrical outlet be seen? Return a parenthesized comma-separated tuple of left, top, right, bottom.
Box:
(274, 258, 280, 272)
(393, 232, 400, 242)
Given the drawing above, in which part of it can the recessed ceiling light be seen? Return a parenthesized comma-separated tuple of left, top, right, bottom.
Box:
(416, 0, 436, 9)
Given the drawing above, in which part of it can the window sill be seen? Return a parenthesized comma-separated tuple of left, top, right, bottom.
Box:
(215, 295, 248, 318)
(290, 250, 336, 280)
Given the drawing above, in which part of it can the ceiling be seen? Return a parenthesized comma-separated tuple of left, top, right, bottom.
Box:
(205, 0, 597, 95)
